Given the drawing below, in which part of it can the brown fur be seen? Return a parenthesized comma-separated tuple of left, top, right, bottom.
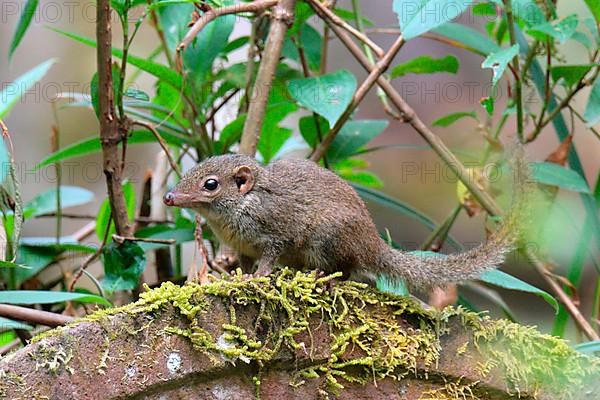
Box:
(164, 155, 517, 288)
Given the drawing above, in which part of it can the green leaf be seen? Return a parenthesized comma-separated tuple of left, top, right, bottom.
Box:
(24, 186, 94, 219)
(352, 184, 463, 251)
(20, 237, 97, 254)
(37, 130, 188, 169)
(157, 1, 234, 86)
(11, 245, 58, 287)
(111, 0, 146, 20)
(0, 290, 111, 307)
(258, 103, 298, 163)
(532, 162, 591, 193)
(550, 65, 593, 87)
(480, 96, 494, 116)
(0, 261, 28, 269)
(527, 15, 578, 43)
(510, 0, 546, 27)
(393, 0, 474, 40)
(135, 224, 195, 251)
(288, 70, 357, 127)
(432, 111, 477, 127)
(584, 0, 600, 26)
(102, 241, 146, 293)
(282, 23, 323, 73)
(433, 23, 500, 55)
(50, 28, 182, 90)
(479, 270, 558, 311)
(481, 44, 519, 86)
(8, 0, 39, 59)
(90, 64, 122, 118)
(0, 59, 55, 119)
(391, 55, 459, 79)
(584, 76, 600, 127)
(329, 120, 389, 162)
(96, 181, 136, 242)
(0, 317, 32, 332)
(573, 340, 600, 355)
(584, 17, 599, 45)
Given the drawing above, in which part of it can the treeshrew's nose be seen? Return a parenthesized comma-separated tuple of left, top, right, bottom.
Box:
(163, 191, 176, 206)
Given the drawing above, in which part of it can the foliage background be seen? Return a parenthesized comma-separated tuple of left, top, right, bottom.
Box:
(0, 0, 598, 342)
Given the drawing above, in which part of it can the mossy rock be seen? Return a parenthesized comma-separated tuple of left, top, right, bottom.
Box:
(1, 269, 598, 399)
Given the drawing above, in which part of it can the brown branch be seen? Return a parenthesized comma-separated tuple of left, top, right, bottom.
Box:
(0, 304, 74, 328)
(310, 34, 405, 162)
(131, 120, 181, 178)
(307, 0, 384, 58)
(531, 258, 600, 340)
(177, 0, 280, 52)
(97, 0, 133, 237)
(240, 0, 297, 156)
(112, 235, 175, 245)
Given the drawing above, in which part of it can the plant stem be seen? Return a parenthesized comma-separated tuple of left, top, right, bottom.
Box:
(97, 0, 133, 237)
(240, 0, 297, 156)
(503, 0, 524, 143)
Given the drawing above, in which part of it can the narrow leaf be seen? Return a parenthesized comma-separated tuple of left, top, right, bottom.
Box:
(393, 0, 474, 40)
(391, 55, 459, 79)
(432, 111, 477, 127)
(532, 162, 591, 193)
(479, 270, 558, 311)
(527, 14, 578, 43)
(8, 0, 39, 59)
(433, 23, 500, 55)
(0, 291, 111, 306)
(584, 76, 600, 127)
(50, 28, 182, 90)
(0, 59, 55, 119)
(0, 316, 32, 332)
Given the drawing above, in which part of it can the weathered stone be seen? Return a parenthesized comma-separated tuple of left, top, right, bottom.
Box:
(1, 270, 598, 399)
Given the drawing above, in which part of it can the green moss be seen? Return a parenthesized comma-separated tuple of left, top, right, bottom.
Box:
(29, 268, 600, 398)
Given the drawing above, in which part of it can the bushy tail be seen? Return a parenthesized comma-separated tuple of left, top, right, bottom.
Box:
(379, 148, 528, 289)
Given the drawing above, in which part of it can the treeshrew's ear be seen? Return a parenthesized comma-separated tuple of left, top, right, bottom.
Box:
(234, 166, 255, 195)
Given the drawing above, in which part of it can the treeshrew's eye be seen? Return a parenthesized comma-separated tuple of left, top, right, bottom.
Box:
(203, 179, 219, 191)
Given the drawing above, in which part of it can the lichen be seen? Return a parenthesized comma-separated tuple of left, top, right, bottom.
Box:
(28, 268, 600, 399)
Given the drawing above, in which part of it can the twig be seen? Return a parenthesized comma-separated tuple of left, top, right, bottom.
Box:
(178, 0, 280, 52)
(206, 89, 240, 124)
(308, 0, 384, 58)
(310, 34, 405, 162)
(567, 104, 600, 141)
(131, 119, 182, 178)
(35, 212, 173, 225)
(112, 235, 175, 245)
(420, 203, 462, 251)
(240, 0, 297, 156)
(315, 6, 503, 216)
(69, 214, 112, 292)
(97, 0, 133, 237)
(530, 258, 600, 340)
(0, 304, 74, 328)
(504, 0, 524, 143)
(319, 0, 337, 74)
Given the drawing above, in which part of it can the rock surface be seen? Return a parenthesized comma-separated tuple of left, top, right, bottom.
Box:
(1, 270, 598, 399)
